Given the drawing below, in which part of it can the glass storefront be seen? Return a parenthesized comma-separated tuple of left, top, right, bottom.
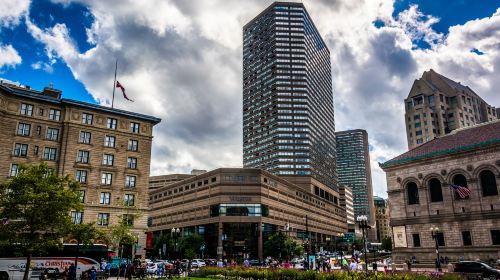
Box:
(210, 203, 269, 217)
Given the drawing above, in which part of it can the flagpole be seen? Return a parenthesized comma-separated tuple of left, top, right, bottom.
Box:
(111, 59, 118, 108)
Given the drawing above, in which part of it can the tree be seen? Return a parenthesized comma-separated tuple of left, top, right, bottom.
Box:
(67, 223, 105, 277)
(0, 163, 81, 280)
(179, 234, 203, 259)
(382, 236, 392, 251)
(106, 220, 138, 280)
(264, 232, 303, 260)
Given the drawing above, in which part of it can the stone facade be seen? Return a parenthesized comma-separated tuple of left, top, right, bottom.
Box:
(381, 122, 500, 262)
(405, 69, 497, 149)
(0, 82, 160, 256)
(373, 196, 391, 242)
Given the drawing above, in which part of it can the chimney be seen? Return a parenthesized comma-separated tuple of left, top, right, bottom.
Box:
(43, 86, 62, 99)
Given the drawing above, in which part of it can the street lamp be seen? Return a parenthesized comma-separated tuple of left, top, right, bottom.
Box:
(356, 215, 370, 273)
(336, 233, 344, 260)
(171, 228, 181, 259)
(430, 226, 441, 271)
(325, 237, 330, 254)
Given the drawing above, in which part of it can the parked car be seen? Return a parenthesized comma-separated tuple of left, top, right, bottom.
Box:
(248, 260, 262, 267)
(191, 259, 206, 268)
(454, 261, 500, 279)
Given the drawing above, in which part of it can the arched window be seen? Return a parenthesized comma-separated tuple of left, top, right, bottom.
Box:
(480, 170, 498, 197)
(429, 178, 443, 202)
(452, 174, 469, 199)
(406, 182, 419, 205)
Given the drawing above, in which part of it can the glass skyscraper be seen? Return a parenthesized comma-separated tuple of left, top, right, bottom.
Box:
(335, 129, 375, 226)
(242, 2, 337, 190)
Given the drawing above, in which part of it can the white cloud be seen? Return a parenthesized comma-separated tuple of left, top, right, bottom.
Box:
(25, 1, 500, 198)
(31, 60, 54, 73)
(0, 0, 30, 27)
(0, 44, 22, 70)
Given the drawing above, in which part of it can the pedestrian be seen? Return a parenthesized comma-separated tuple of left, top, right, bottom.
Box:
(68, 264, 76, 280)
(372, 262, 378, 274)
(126, 263, 135, 280)
(341, 257, 348, 270)
(89, 266, 97, 280)
(217, 259, 223, 268)
(383, 265, 389, 274)
(349, 259, 357, 271)
(406, 259, 412, 271)
(444, 256, 449, 264)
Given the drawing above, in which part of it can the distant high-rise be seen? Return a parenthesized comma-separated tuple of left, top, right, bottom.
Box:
(242, 2, 337, 190)
(405, 69, 498, 149)
(335, 129, 375, 227)
(373, 196, 391, 242)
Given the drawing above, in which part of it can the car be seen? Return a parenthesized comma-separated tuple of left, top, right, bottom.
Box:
(248, 260, 261, 267)
(454, 261, 500, 279)
(191, 259, 206, 268)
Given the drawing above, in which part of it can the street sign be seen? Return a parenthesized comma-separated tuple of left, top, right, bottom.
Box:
(343, 233, 355, 243)
(217, 246, 223, 255)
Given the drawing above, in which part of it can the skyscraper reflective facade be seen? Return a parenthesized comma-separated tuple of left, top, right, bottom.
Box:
(335, 129, 375, 227)
(242, 2, 337, 190)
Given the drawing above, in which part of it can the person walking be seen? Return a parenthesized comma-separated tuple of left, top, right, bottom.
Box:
(349, 259, 358, 271)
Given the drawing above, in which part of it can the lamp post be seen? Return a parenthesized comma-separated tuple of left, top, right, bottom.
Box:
(336, 233, 344, 260)
(430, 226, 441, 271)
(304, 215, 310, 270)
(171, 228, 181, 259)
(356, 215, 370, 273)
(325, 237, 331, 254)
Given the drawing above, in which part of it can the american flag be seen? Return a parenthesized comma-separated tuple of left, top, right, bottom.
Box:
(449, 184, 471, 199)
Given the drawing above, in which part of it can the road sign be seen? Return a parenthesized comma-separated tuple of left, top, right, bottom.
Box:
(343, 233, 355, 243)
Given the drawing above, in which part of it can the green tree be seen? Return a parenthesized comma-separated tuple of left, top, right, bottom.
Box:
(106, 220, 138, 280)
(0, 163, 81, 280)
(67, 223, 105, 275)
(179, 234, 203, 259)
(382, 236, 392, 251)
(152, 234, 172, 259)
(264, 232, 303, 260)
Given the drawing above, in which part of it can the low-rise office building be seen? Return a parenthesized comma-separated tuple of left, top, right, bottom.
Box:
(148, 168, 348, 260)
(373, 196, 391, 242)
(381, 121, 500, 262)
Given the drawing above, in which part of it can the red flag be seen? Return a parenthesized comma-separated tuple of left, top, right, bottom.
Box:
(116, 80, 133, 102)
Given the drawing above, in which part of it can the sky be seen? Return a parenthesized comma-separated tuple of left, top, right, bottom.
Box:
(1, 0, 500, 198)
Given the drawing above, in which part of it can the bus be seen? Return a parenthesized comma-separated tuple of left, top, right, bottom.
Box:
(0, 244, 113, 279)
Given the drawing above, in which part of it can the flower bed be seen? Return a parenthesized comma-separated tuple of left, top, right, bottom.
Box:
(188, 267, 464, 280)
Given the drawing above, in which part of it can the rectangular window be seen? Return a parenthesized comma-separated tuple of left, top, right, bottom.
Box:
(102, 154, 114, 166)
(46, 128, 59, 141)
(124, 194, 135, 206)
(436, 232, 445, 247)
(122, 214, 134, 226)
(462, 231, 472, 246)
(127, 157, 137, 169)
(39, 108, 44, 116)
(76, 150, 89, 163)
(107, 118, 117, 130)
(97, 213, 109, 226)
(44, 147, 57, 161)
(10, 164, 19, 177)
(104, 135, 115, 147)
(36, 126, 41, 135)
(492, 230, 500, 245)
(75, 170, 88, 183)
(81, 113, 93, 125)
(101, 173, 112, 185)
(71, 211, 83, 224)
(20, 103, 33, 116)
(79, 131, 91, 144)
(17, 123, 31, 136)
(128, 139, 138, 151)
(48, 109, 61, 121)
(125, 175, 136, 188)
(412, 233, 421, 247)
(130, 122, 140, 133)
(100, 192, 111, 205)
(14, 143, 28, 157)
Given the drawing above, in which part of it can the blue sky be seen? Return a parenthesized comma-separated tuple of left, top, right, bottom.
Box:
(1, 0, 498, 103)
(1, 0, 499, 197)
